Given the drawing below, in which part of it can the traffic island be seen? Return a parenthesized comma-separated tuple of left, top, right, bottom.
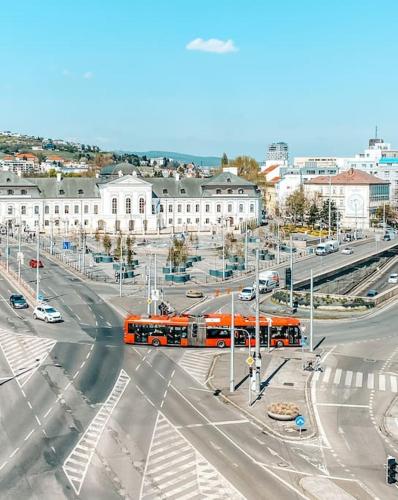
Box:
(208, 349, 316, 439)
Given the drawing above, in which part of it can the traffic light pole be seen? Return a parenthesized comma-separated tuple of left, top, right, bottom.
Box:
(289, 234, 293, 308)
(229, 292, 235, 393)
(255, 248, 261, 393)
(310, 269, 314, 353)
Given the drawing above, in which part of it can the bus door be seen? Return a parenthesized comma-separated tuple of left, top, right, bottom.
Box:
(288, 326, 301, 346)
(188, 316, 206, 346)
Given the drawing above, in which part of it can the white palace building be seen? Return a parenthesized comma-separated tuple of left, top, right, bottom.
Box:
(0, 164, 262, 235)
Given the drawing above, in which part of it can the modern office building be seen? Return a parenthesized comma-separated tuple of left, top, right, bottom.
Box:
(266, 142, 289, 163)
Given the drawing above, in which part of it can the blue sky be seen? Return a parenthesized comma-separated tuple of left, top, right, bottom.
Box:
(0, 0, 397, 159)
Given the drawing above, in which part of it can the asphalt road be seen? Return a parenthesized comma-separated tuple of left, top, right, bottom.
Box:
(1, 236, 398, 499)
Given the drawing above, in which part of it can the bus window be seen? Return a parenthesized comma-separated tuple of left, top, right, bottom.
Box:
(206, 328, 230, 339)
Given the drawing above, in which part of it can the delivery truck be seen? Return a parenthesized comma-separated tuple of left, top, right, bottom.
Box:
(315, 240, 339, 256)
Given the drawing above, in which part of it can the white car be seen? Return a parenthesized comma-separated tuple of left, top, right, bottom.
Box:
(33, 305, 62, 323)
(341, 247, 353, 255)
(388, 273, 398, 284)
(239, 287, 256, 301)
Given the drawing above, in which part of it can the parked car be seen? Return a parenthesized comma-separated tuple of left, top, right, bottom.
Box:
(185, 289, 204, 298)
(341, 247, 353, 255)
(366, 289, 378, 297)
(239, 287, 256, 301)
(383, 234, 391, 241)
(33, 305, 62, 323)
(29, 259, 44, 268)
(9, 294, 28, 309)
(388, 273, 398, 284)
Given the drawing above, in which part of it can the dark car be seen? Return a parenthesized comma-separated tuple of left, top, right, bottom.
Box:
(383, 234, 391, 241)
(366, 289, 378, 297)
(10, 294, 28, 309)
(29, 259, 44, 268)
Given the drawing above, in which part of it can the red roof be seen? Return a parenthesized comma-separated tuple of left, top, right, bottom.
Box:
(305, 168, 389, 185)
(15, 152, 37, 161)
(262, 164, 279, 175)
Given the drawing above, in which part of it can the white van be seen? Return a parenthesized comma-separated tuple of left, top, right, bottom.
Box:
(315, 240, 339, 256)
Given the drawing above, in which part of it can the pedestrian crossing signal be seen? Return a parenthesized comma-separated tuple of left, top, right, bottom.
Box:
(285, 268, 292, 287)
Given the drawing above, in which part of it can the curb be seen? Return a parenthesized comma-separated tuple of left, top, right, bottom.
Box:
(206, 352, 317, 442)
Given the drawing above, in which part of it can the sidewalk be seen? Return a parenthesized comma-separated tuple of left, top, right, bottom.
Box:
(209, 347, 317, 439)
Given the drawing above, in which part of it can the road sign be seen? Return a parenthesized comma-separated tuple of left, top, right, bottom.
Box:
(295, 415, 305, 427)
(147, 298, 152, 305)
(63, 241, 71, 250)
(17, 251, 23, 262)
(151, 289, 160, 301)
(246, 356, 254, 366)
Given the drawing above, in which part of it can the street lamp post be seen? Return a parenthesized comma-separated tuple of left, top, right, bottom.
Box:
(229, 292, 235, 393)
(254, 248, 261, 393)
(18, 223, 22, 281)
(289, 234, 294, 308)
(310, 269, 314, 353)
(119, 233, 123, 297)
(328, 175, 332, 239)
(5, 224, 9, 272)
(36, 222, 40, 303)
(222, 220, 225, 281)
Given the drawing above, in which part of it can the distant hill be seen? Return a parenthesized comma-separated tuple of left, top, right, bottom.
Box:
(131, 151, 221, 167)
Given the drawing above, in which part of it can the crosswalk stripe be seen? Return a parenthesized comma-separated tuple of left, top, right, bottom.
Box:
(391, 376, 397, 393)
(345, 371, 353, 387)
(368, 373, 374, 389)
(334, 368, 342, 385)
(323, 366, 332, 384)
(379, 374, 386, 391)
(355, 372, 363, 388)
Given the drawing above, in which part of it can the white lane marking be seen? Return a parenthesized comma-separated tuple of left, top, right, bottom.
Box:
(9, 448, 19, 459)
(24, 429, 35, 441)
(378, 374, 386, 391)
(316, 403, 369, 408)
(333, 368, 342, 385)
(171, 384, 308, 499)
(43, 407, 53, 419)
(0, 329, 56, 387)
(368, 373, 375, 390)
(355, 372, 363, 388)
(344, 371, 353, 387)
(63, 369, 130, 495)
(140, 412, 244, 500)
(391, 376, 397, 392)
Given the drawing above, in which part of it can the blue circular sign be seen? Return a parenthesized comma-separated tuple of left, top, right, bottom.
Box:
(295, 415, 305, 427)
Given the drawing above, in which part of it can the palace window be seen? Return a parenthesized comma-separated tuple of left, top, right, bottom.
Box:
(112, 197, 117, 214)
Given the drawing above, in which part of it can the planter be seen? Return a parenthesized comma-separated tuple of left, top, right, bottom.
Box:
(126, 270, 135, 278)
(173, 274, 190, 283)
(236, 263, 246, 271)
(267, 403, 300, 421)
(101, 256, 113, 263)
(209, 269, 233, 279)
(163, 266, 177, 273)
(185, 261, 193, 268)
(165, 274, 174, 282)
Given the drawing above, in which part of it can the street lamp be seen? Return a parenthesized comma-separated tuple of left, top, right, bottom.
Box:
(36, 220, 40, 303)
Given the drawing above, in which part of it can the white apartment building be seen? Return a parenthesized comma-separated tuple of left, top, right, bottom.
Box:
(304, 168, 389, 230)
(0, 167, 261, 235)
(0, 158, 36, 174)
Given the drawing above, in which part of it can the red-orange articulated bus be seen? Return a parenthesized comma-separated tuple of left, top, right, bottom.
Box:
(124, 313, 301, 348)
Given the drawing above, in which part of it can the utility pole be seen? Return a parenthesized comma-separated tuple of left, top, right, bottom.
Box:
(276, 220, 280, 265)
(328, 175, 332, 239)
(289, 234, 294, 308)
(383, 201, 386, 233)
(6, 225, 9, 272)
(18, 224, 21, 281)
(82, 231, 86, 275)
(255, 248, 261, 393)
(36, 223, 40, 303)
(244, 230, 248, 271)
(154, 253, 157, 314)
(119, 234, 123, 297)
(222, 221, 225, 280)
(146, 259, 151, 315)
(229, 292, 235, 393)
(268, 317, 272, 353)
(310, 269, 314, 352)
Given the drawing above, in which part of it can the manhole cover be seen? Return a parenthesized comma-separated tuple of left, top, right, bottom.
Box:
(283, 382, 294, 386)
(364, 359, 377, 363)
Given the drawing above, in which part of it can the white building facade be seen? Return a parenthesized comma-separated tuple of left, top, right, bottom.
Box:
(304, 169, 389, 230)
(0, 170, 261, 235)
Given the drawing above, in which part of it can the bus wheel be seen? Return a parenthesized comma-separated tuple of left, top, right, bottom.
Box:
(217, 340, 226, 349)
(152, 338, 160, 347)
(276, 340, 284, 348)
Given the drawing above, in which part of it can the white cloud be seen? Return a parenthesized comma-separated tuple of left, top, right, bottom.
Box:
(62, 69, 71, 77)
(83, 71, 94, 79)
(186, 38, 238, 54)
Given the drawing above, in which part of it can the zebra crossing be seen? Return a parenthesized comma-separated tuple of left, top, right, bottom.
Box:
(178, 350, 214, 385)
(140, 412, 243, 500)
(315, 366, 398, 392)
(63, 369, 130, 495)
(0, 329, 56, 387)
